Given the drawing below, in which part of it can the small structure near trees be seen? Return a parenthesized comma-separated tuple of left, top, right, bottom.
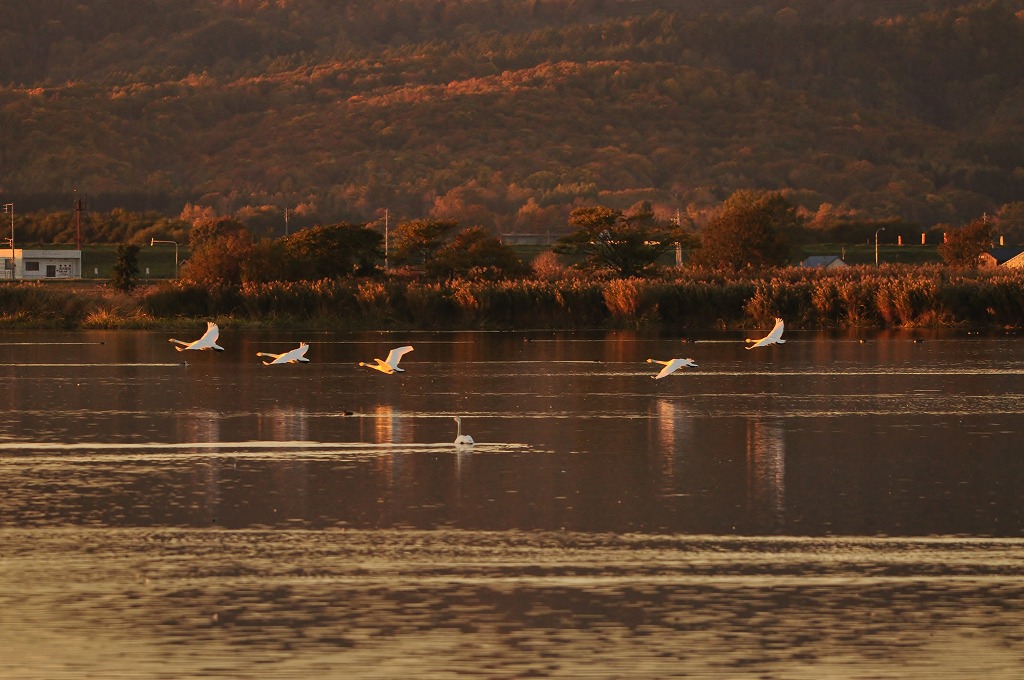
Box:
(979, 247, 1024, 269)
(801, 255, 847, 269)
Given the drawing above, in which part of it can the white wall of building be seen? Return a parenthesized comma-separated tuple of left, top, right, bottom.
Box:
(1, 249, 82, 280)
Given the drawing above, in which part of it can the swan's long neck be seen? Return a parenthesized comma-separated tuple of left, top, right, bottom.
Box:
(455, 417, 462, 436)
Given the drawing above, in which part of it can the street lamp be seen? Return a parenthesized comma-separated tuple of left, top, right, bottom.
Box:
(2, 203, 12, 279)
(875, 226, 886, 266)
(150, 238, 179, 278)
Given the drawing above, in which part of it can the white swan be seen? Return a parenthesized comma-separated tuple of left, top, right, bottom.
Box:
(453, 416, 475, 446)
(169, 322, 224, 352)
(256, 342, 310, 365)
(646, 357, 697, 380)
(359, 345, 413, 374)
(746, 317, 786, 350)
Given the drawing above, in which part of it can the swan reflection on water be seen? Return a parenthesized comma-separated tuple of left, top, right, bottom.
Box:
(257, 407, 310, 442)
(652, 399, 695, 485)
(746, 418, 786, 529)
(651, 401, 785, 529)
(369, 404, 413, 444)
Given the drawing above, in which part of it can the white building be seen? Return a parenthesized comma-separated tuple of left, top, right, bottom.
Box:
(1, 249, 82, 280)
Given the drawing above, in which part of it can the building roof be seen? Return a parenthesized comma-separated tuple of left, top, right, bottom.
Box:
(983, 247, 1024, 265)
(999, 250, 1024, 268)
(801, 255, 846, 268)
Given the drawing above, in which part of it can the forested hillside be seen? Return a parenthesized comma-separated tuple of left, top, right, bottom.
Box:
(1, 0, 1023, 240)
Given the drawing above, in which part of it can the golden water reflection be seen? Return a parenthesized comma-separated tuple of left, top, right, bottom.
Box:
(746, 418, 786, 530)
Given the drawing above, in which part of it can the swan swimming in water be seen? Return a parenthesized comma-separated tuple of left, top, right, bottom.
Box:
(646, 357, 697, 380)
(453, 416, 474, 446)
(256, 342, 310, 365)
(169, 322, 224, 352)
(359, 345, 413, 374)
(746, 317, 786, 350)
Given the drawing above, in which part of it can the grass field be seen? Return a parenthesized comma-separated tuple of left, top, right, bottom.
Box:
(799, 243, 941, 265)
(511, 243, 942, 268)
(75, 244, 187, 280)
(27, 242, 941, 282)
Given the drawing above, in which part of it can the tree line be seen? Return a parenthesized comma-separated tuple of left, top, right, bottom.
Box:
(100, 190, 1019, 294)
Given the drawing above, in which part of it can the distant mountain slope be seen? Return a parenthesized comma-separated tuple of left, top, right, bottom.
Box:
(1, 0, 1022, 234)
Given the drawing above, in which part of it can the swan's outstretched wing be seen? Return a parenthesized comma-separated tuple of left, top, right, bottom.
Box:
(765, 318, 785, 343)
(649, 358, 696, 379)
(281, 343, 310, 363)
(746, 318, 785, 349)
(193, 322, 224, 350)
(198, 322, 219, 345)
(170, 321, 222, 351)
(384, 345, 414, 369)
(359, 358, 387, 372)
(259, 343, 309, 365)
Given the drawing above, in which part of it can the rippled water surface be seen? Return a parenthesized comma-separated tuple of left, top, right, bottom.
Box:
(2, 328, 1023, 678)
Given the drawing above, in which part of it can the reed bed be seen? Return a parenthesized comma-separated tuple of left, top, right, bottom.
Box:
(4, 265, 1024, 329)
(0, 282, 99, 327)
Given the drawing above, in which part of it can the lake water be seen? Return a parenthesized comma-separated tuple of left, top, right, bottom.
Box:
(2, 328, 1023, 678)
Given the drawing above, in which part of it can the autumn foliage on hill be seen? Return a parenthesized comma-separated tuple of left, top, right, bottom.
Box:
(1, 0, 1023, 240)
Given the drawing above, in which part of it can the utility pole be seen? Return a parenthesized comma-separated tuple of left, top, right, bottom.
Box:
(73, 190, 86, 250)
(2, 203, 12, 279)
(284, 207, 290, 236)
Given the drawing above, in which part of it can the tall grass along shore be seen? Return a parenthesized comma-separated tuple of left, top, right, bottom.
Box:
(3, 265, 1023, 331)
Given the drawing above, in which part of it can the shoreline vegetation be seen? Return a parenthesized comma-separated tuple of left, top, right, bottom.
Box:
(3, 265, 1024, 331)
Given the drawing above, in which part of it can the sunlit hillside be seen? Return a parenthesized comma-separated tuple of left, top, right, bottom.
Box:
(1, 0, 1022, 237)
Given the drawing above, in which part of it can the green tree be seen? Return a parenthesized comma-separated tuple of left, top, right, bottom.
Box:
(428, 226, 528, 279)
(692, 191, 797, 270)
(391, 219, 460, 267)
(281, 222, 383, 279)
(938, 216, 994, 267)
(110, 243, 140, 292)
(554, 206, 690, 278)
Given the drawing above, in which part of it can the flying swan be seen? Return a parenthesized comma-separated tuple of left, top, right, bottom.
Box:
(746, 317, 786, 350)
(359, 345, 413, 374)
(169, 322, 224, 352)
(646, 357, 698, 380)
(453, 416, 475, 446)
(256, 342, 310, 365)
